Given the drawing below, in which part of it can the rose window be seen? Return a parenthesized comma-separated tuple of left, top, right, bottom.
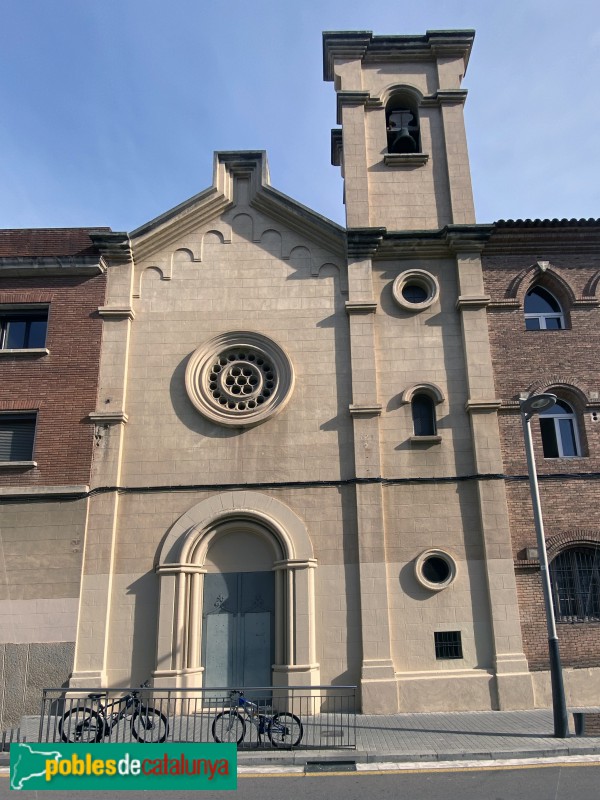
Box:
(208, 351, 276, 412)
(185, 332, 294, 428)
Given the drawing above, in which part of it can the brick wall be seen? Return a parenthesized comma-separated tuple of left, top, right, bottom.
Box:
(0, 274, 106, 486)
(483, 232, 600, 671)
(515, 570, 600, 670)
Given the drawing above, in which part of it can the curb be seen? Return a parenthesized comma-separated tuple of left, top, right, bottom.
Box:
(3, 743, 600, 770)
(236, 742, 600, 767)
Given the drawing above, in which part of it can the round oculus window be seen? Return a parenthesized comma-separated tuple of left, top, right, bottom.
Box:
(185, 332, 295, 428)
(414, 549, 457, 591)
(393, 269, 440, 311)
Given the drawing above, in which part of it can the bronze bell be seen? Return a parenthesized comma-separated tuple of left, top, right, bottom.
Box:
(389, 126, 417, 153)
(387, 109, 418, 154)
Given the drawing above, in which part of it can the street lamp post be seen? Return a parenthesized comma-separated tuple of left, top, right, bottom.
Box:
(520, 393, 569, 738)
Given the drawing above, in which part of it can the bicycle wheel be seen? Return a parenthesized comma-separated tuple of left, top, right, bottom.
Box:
(212, 711, 246, 744)
(268, 712, 303, 748)
(131, 707, 169, 743)
(59, 708, 104, 743)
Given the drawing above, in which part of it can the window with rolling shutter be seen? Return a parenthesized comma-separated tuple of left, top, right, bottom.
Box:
(0, 414, 36, 462)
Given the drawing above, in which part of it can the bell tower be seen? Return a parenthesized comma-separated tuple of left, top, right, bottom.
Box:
(323, 30, 476, 230)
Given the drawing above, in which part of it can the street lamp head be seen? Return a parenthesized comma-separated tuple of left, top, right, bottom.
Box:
(520, 392, 557, 416)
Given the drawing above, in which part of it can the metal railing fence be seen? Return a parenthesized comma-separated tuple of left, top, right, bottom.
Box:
(1, 727, 25, 752)
(39, 685, 356, 750)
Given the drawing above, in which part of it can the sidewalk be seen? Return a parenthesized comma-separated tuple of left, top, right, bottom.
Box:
(3, 709, 600, 768)
(237, 709, 600, 766)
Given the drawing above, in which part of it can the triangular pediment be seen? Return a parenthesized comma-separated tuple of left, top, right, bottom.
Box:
(129, 151, 346, 263)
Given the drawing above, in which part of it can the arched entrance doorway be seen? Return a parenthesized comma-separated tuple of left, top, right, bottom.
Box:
(202, 525, 277, 690)
(154, 492, 320, 690)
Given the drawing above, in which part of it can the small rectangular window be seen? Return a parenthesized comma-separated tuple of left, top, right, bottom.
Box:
(434, 631, 463, 660)
(0, 414, 36, 461)
(0, 309, 48, 349)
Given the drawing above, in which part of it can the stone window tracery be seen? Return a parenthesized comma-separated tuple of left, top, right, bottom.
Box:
(185, 332, 295, 428)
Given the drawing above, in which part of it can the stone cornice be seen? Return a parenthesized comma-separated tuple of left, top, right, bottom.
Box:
(455, 295, 491, 310)
(273, 558, 318, 570)
(345, 301, 377, 315)
(336, 91, 371, 125)
(0, 484, 89, 499)
(131, 188, 232, 263)
(252, 186, 346, 256)
(88, 411, 128, 425)
(347, 228, 386, 258)
(156, 563, 207, 575)
(465, 400, 502, 413)
(130, 151, 345, 262)
(97, 305, 136, 320)
(446, 226, 494, 253)
(421, 90, 468, 107)
(0, 255, 105, 277)
(89, 231, 131, 266)
(375, 224, 493, 259)
(349, 404, 382, 417)
(322, 31, 373, 81)
(323, 29, 475, 82)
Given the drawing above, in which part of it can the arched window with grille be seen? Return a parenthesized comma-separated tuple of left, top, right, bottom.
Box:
(538, 398, 581, 458)
(411, 393, 436, 436)
(550, 547, 600, 622)
(524, 286, 565, 330)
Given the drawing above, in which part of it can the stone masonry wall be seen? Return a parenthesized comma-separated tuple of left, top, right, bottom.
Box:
(0, 642, 74, 731)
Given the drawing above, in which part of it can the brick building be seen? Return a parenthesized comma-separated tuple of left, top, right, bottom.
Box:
(0, 228, 120, 728)
(1, 29, 599, 725)
(483, 221, 600, 698)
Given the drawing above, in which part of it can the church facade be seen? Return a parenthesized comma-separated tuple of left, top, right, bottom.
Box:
(1, 30, 599, 726)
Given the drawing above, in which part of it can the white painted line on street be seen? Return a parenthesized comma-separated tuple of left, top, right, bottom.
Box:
(238, 764, 304, 774)
(356, 754, 600, 772)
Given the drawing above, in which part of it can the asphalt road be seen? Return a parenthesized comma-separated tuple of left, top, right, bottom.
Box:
(3, 761, 600, 799)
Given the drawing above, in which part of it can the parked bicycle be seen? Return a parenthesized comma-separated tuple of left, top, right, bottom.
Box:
(212, 689, 303, 748)
(59, 681, 169, 743)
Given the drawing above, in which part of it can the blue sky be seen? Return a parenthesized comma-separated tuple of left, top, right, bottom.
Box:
(1, 0, 598, 231)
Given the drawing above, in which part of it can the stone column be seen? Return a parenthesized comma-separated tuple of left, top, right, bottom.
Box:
(454, 244, 535, 709)
(272, 559, 320, 688)
(153, 565, 206, 690)
(346, 230, 397, 713)
(338, 93, 371, 228)
(438, 92, 476, 225)
(70, 235, 134, 688)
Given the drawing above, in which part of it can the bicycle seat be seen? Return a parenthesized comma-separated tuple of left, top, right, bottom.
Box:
(87, 693, 105, 700)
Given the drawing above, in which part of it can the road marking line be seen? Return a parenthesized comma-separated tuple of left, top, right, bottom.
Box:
(238, 755, 600, 778)
(357, 754, 600, 772)
(239, 765, 304, 775)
